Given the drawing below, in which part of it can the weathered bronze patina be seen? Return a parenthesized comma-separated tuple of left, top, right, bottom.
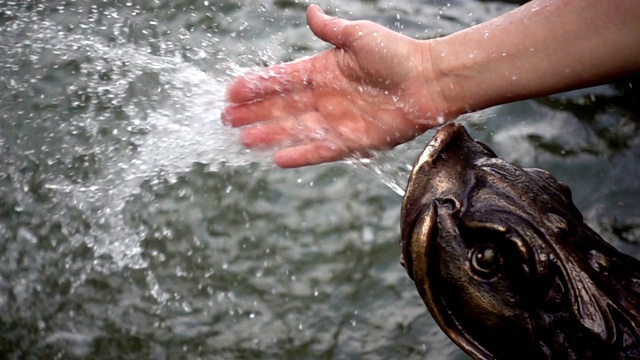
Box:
(401, 123, 640, 359)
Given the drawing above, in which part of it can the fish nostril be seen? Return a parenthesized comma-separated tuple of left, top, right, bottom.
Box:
(436, 198, 459, 212)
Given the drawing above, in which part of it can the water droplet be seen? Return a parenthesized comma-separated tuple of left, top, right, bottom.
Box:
(182, 301, 193, 313)
(362, 226, 374, 242)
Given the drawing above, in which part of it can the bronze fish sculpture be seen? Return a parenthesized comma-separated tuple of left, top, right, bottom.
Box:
(400, 123, 640, 359)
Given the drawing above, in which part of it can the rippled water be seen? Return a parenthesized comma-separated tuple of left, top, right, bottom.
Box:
(0, 1, 638, 359)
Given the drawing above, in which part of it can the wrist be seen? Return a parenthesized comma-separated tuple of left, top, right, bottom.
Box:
(426, 34, 497, 120)
(420, 34, 493, 124)
(415, 39, 461, 126)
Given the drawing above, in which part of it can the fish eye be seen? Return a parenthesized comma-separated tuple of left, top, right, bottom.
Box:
(469, 244, 501, 278)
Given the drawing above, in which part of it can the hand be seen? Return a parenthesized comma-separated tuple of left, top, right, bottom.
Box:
(222, 4, 447, 168)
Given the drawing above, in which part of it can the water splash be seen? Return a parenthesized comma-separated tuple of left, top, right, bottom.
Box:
(0, 4, 426, 283)
(0, 9, 271, 286)
(351, 156, 410, 197)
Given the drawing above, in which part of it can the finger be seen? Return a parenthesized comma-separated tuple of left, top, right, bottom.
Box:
(239, 112, 326, 149)
(306, 5, 374, 49)
(273, 141, 348, 168)
(306, 5, 353, 48)
(239, 118, 299, 149)
(226, 55, 324, 104)
(239, 124, 289, 149)
(222, 91, 314, 127)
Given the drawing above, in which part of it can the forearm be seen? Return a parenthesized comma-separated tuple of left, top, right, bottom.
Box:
(429, 0, 640, 117)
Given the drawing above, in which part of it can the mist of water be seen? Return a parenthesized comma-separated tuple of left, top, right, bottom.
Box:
(0, 7, 413, 293)
(0, 10, 273, 294)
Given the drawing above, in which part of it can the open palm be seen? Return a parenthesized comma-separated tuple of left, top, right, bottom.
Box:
(222, 5, 446, 167)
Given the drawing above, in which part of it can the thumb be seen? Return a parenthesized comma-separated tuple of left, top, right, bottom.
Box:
(306, 4, 350, 48)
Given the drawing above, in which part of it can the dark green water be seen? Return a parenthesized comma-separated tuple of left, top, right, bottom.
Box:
(0, 1, 638, 359)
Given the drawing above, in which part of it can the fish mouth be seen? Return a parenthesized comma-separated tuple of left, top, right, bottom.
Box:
(399, 122, 498, 360)
(403, 198, 495, 360)
(400, 122, 490, 279)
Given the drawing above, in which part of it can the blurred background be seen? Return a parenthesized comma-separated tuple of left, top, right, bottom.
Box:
(0, 0, 638, 358)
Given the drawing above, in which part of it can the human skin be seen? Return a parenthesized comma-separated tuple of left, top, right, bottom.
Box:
(222, 1, 640, 168)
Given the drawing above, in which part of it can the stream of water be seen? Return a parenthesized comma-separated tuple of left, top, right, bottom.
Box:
(0, 1, 638, 359)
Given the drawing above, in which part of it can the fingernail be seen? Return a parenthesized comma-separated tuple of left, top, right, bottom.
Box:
(311, 4, 326, 15)
(239, 128, 255, 147)
(220, 111, 231, 126)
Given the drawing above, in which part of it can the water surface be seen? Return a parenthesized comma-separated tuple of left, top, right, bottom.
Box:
(0, 1, 638, 359)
